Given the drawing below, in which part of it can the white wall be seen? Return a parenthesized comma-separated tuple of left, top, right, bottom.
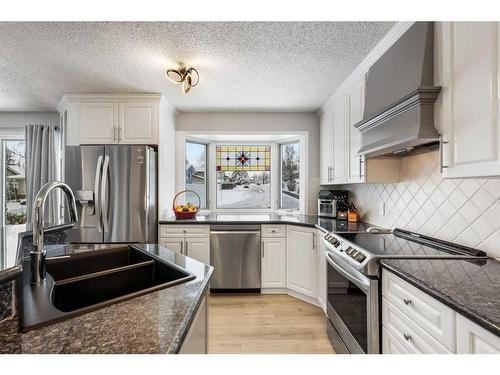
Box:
(175, 112, 321, 214)
(0, 111, 60, 129)
(158, 100, 177, 220)
(343, 151, 500, 260)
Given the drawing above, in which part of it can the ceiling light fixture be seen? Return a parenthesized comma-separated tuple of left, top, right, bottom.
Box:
(166, 64, 200, 93)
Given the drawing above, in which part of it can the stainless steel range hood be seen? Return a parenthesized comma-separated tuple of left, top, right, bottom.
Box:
(354, 22, 441, 158)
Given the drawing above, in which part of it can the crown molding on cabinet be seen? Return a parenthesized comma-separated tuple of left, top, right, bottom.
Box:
(56, 93, 166, 113)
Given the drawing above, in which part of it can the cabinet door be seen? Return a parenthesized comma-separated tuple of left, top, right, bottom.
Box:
(346, 74, 366, 182)
(438, 22, 500, 178)
(316, 230, 327, 313)
(286, 226, 317, 298)
(80, 102, 118, 144)
(456, 314, 500, 354)
(179, 296, 207, 354)
(320, 108, 334, 184)
(332, 95, 347, 183)
(261, 237, 286, 288)
(159, 237, 184, 255)
(185, 237, 210, 264)
(119, 102, 158, 144)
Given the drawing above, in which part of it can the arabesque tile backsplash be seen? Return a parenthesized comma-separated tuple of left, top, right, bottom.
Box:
(343, 151, 500, 260)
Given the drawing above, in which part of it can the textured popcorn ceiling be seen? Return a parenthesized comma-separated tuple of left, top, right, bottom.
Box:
(0, 22, 393, 111)
(344, 152, 500, 260)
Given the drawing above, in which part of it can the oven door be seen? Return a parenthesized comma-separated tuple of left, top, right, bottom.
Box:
(326, 251, 379, 354)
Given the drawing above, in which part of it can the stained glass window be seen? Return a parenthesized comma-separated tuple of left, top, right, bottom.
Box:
(216, 145, 271, 171)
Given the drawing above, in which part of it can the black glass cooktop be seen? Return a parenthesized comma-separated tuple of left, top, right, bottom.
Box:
(336, 229, 487, 258)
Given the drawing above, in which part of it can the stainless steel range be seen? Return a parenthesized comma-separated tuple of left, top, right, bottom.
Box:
(322, 228, 488, 354)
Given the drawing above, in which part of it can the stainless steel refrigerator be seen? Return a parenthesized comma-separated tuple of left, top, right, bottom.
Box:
(64, 145, 157, 244)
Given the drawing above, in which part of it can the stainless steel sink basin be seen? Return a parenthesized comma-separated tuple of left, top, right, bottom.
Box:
(19, 246, 196, 331)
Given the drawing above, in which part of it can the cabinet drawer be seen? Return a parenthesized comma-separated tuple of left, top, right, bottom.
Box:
(382, 327, 410, 354)
(159, 225, 210, 238)
(261, 224, 286, 238)
(382, 298, 451, 354)
(382, 270, 455, 351)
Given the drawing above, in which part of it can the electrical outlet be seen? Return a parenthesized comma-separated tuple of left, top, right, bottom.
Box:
(379, 200, 386, 216)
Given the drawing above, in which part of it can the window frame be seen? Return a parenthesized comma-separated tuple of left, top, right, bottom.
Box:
(278, 140, 301, 211)
(0, 130, 26, 227)
(184, 139, 209, 209)
(214, 142, 273, 211)
(176, 132, 308, 214)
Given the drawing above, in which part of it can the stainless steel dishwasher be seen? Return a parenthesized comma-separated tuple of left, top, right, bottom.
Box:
(210, 225, 261, 291)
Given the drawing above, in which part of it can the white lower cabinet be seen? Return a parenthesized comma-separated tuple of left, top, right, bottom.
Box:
(261, 237, 286, 288)
(382, 270, 500, 354)
(179, 295, 208, 354)
(316, 230, 327, 313)
(456, 314, 500, 354)
(158, 225, 210, 264)
(158, 237, 184, 255)
(185, 238, 210, 265)
(382, 297, 451, 354)
(286, 226, 317, 299)
(382, 327, 410, 354)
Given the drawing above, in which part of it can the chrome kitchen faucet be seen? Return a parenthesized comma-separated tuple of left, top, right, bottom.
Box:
(30, 181, 79, 284)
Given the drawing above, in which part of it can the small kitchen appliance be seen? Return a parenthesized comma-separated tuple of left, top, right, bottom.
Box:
(318, 190, 349, 218)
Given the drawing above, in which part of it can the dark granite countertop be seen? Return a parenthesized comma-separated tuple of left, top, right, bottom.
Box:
(381, 257, 500, 337)
(0, 243, 213, 354)
(160, 213, 377, 234)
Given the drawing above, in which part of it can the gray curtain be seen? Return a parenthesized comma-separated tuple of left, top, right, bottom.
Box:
(25, 124, 61, 224)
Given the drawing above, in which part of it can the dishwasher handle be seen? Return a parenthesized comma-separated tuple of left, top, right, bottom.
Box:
(210, 231, 261, 235)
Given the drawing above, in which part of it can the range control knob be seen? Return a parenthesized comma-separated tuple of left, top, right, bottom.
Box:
(354, 253, 366, 263)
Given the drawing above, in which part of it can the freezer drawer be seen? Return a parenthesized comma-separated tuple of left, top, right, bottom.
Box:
(210, 225, 261, 290)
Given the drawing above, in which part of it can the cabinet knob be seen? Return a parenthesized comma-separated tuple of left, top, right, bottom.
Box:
(271, 230, 276, 233)
(403, 297, 412, 305)
(403, 333, 412, 342)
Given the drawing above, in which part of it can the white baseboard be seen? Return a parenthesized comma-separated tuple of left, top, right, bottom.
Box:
(261, 288, 288, 294)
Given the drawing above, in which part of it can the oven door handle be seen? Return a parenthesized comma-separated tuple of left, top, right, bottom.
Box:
(326, 252, 370, 293)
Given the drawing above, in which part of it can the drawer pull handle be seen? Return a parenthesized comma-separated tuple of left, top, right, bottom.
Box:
(271, 230, 276, 233)
(403, 297, 412, 305)
(403, 333, 412, 342)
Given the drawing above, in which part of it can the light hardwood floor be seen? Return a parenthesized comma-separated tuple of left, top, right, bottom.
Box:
(208, 294, 335, 354)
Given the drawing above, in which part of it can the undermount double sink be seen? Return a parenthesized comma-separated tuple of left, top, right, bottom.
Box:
(19, 246, 196, 331)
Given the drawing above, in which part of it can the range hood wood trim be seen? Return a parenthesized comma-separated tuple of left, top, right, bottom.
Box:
(354, 87, 441, 132)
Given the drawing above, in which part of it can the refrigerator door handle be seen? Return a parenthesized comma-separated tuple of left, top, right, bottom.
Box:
(94, 155, 103, 232)
(145, 147, 150, 243)
(101, 155, 110, 233)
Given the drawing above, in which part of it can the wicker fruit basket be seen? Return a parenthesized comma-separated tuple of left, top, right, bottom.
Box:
(172, 190, 200, 219)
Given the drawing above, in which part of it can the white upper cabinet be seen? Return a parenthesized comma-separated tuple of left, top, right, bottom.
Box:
(332, 96, 347, 183)
(320, 72, 399, 185)
(119, 102, 158, 144)
(80, 102, 118, 144)
(435, 22, 500, 178)
(58, 94, 162, 145)
(346, 74, 366, 183)
(286, 225, 317, 299)
(320, 108, 334, 184)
